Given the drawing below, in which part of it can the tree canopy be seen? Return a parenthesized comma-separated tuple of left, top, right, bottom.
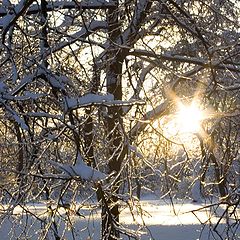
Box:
(0, 0, 239, 239)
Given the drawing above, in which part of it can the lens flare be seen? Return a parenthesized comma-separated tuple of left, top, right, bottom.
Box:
(176, 102, 204, 134)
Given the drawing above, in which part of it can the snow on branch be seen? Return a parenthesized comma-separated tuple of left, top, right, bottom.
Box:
(0, 100, 29, 130)
(0, 1, 111, 44)
(65, 93, 114, 110)
(0, 0, 116, 17)
(3, 91, 47, 101)
(9, 65, 70, 96)
(129, 49, 240, 73)
(64, 93, 145, 111)
(51, 20, 108, 54)
(1, 0, 35, 43)
(49, 154, 107, 182)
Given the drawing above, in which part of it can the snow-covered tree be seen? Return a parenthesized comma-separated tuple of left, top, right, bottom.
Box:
(0, 0, 239, 239)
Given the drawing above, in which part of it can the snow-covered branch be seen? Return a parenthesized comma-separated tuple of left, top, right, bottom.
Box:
(49, 154, 107, 182)
(64, 93, 145, 111)
(129, 49, 240, 73)
(50, 20, 108, 54)
(0, 99, 29, 130)
(0, 0, 116, 17)
(1, 0, 35, 43)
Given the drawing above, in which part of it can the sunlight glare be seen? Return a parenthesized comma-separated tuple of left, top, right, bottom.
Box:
(176, 102, 204, 134)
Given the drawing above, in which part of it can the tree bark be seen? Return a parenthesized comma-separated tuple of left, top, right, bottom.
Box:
(102, 1, 124, 239)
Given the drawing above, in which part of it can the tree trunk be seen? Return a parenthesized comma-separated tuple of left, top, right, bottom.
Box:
(102, 1, 124, 239)
(209, 151, 227, 198)
(14, 123, 24, 202)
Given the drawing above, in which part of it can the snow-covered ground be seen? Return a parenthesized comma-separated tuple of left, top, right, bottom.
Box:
(0, 198, 239, 240)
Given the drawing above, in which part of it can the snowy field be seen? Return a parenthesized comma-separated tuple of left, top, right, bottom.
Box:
(0, 198, 239, 240)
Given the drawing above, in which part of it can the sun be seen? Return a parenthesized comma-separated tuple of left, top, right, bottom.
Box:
(156, 99, 207, 155)
(159, 100, 206, 147)
(176, 101, 204, 134)
(161, 100, 205, 138)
